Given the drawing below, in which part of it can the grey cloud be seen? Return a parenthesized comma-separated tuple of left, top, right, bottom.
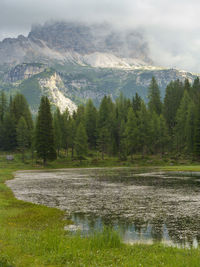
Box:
(1, 0, 200, 72)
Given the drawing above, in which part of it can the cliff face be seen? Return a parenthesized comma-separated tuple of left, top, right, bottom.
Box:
(6, 63, 45, 82)
(0, 21, 199, 113)
(38, 72, 77, 113)
(0, 22, 152, 66)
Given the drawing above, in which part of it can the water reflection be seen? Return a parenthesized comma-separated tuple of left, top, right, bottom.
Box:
(7, 168, 200, 248)
(70, 213, 200, 248)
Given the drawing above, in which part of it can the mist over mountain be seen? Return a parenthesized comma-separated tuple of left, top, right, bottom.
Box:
(0, 21, 152, 66)
(0, 21, 198, 113)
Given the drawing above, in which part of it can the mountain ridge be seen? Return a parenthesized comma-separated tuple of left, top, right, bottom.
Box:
(0, 21, 199, 113)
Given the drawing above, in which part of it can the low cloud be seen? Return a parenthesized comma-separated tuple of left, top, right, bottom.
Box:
(1, 0, 200, 72)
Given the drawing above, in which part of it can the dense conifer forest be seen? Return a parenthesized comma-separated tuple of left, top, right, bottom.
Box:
(1, 76, 200, 163)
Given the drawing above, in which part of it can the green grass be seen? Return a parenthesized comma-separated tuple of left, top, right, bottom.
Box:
(0, 154, 200, 266)
(162, 165, 200, 172)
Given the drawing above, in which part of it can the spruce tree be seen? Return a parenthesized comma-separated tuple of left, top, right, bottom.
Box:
(10, 93, 33, 130)
(174, 90, 191, 153)
(194, 99, 200, 159)
(118, 119, 127, 160)
(125, 108, 139, 159)
(185, 102, 196, 154)
(17, 116, 29, 162)
(85, 99, 97, 149)
(0, 91, 7, 122)
(149, 112, 160, 154)
(10, 93, 33, 148)
(132, 93, 142, 113)
(137, 102, 150, 156)
(97, 96, 115, 157)
(1, 113, 16, 151)
(163, 80, 184, 134)
(75, 122, 88, 160)
(53, 108, 63, 156)
(35, 96, 56, 164)
(68, 117, 76, 158)
(61, 108, 70, 155)
(148, 77, 162, 115)
(158, 115, 169, 154)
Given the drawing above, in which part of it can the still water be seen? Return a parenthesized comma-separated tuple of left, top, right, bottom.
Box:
(7, 168, 200, 247)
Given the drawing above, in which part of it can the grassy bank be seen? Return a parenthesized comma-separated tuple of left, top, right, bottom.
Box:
(162, 165, 200, 172)
(0, 155, 200, 266)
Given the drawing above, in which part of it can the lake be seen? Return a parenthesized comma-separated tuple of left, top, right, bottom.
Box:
(6, 168, 200, 247)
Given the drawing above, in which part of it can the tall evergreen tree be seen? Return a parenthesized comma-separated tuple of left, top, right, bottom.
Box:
(125, 108, 139, 159)
(62, 108, 71, 155)
(85, 99, 97, 149)
(10, 93, 33, 148)
(184, 78, 191, 93)
(17, 116, 29, 162)
(137, 102, 150, 156)
(174, 90, 191, 153)
(1, 113, 16, 151)
(118, 119, 127, 160)
(192, 77, 200, 100)
(0, 91, 7, 122)
(97, 96, 115, 157)
(194, 102, 200, 159)
(185, 102, 196, 154)
(148, 77, 162, 115)
(53, 108, 63, 156)
(158, 115, 169, 155)
(75, 122, 88, 160)
(132, 93, 142, 114)
(10, 93, 33, 130)
(35, 96, 56, 164)
(163, 80, 184, 134)
(68, 116, 76, 158)
(149, 112, 160, 154)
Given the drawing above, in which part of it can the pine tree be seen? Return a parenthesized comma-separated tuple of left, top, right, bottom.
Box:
(192, 77, 200, 101)
(75, 122, 88, 160)
(125, 108, 139, 159)
(62, 108, 71, 155)
(148, 77, 162, 115)
(10, 93, 33, 148)
(35, 96, 56, 165)
(97, 96, 115, 157)
(158, 115, 169, 155)
(17, 116, 29, 162)
(1, 113, 16, 151)
(53, 108, 63, 156)
(149, 112, 160, 154)
(0, 91, 7, 122)
(85, 99, 97, 149)
(10, 93, 33, 130)
(163, 80, 184, 134)
(118, 119, 127, 160)
(194, 102, 200, 159)
(137, 102, 150, 156)
(184, 78, 191, 93)
(68, 117, 76, 158)
(185, 102, 196, 154)
(132, 93, 142, 113)
(174, 90, 191, 153)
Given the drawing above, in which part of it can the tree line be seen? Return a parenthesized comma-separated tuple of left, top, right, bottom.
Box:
(1, 76, 200, 163)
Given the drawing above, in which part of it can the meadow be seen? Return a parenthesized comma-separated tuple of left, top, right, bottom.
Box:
(0, 154, 200, 266)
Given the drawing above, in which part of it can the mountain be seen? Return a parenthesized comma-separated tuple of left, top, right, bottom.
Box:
(0, 21, 199, 112)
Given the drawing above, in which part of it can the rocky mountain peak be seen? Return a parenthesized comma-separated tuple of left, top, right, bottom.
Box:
(0, 21, 152, 66)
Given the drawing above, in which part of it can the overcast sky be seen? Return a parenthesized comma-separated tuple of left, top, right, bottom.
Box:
(1, 0, 200, 72)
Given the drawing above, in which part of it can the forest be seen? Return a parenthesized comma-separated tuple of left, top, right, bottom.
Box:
(0, 76, 200, 163)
